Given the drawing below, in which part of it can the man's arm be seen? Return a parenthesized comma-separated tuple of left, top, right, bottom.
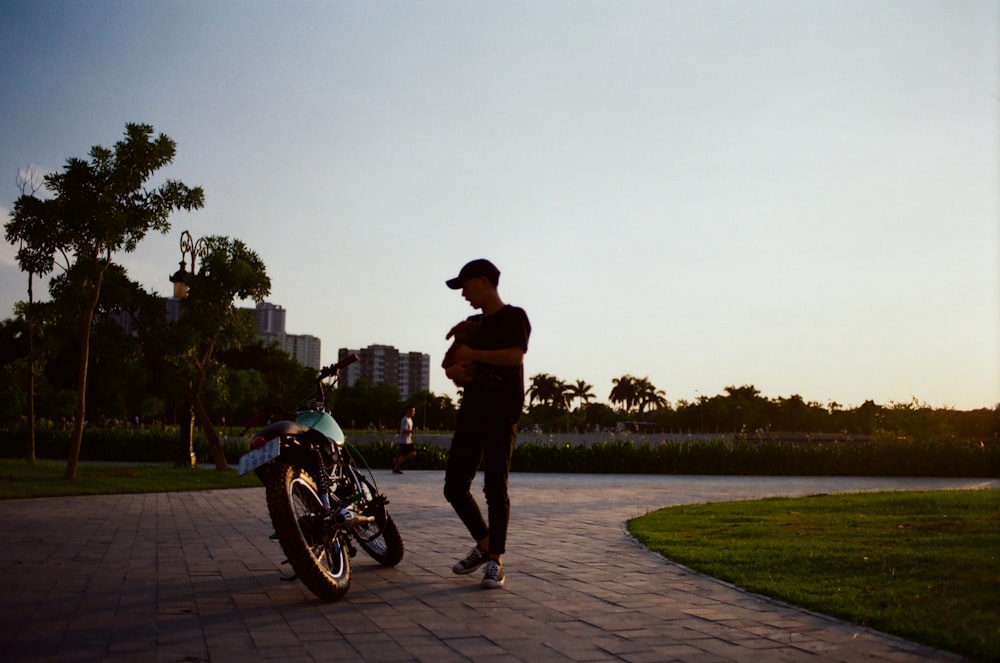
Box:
(451, 345, 524, 367)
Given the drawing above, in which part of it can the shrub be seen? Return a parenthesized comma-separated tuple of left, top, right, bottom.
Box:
(0, 427, 995, 477)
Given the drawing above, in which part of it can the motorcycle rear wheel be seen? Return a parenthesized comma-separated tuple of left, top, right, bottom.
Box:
(355, 507, 404, 567)
(349, 474, 404, 566)
(355, 512, 403, 566)
(265, 460, 351, 602)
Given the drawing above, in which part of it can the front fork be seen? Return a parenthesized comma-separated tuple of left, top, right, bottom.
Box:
(308, 447, 375, 529)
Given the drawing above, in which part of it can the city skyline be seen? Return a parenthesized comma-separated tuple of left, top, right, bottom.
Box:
(337, 344, 431, 404)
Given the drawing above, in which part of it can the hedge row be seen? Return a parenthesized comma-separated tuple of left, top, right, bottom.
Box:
(2, 427, 996, 477)
(0, 427, 243, 465)
(509, 438, 999, 477)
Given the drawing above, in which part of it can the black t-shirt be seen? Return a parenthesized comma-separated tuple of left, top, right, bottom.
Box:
(461, 304, 531, 420)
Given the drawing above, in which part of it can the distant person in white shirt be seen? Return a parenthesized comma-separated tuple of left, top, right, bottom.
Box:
(392, 405, 417, 474)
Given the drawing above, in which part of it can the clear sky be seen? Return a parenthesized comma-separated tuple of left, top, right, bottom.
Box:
(1, 1, 997, 411)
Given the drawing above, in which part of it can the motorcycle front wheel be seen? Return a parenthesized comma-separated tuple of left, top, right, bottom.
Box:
(264, 460, 351, 602)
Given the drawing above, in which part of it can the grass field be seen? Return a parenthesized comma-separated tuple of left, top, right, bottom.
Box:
(0, 459, 261, 499)
(629, 488, 1000, 661)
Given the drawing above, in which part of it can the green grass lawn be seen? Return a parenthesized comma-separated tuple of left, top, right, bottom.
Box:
(0, 459, 261, 499)
(629, 488, 1000, 662)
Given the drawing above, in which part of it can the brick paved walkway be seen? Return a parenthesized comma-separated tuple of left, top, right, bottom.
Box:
(0, 473, 992, 662)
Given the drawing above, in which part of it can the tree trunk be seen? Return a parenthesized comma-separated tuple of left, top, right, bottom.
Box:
(26, 273, 36, 465)
(188, 329, 227, 469)
(27, 330, 35, 464)
(192, 394, 228, 470)
(65, 315, 92, 478)
(175, 399, 196, 468)
(64, 270, 104, 479)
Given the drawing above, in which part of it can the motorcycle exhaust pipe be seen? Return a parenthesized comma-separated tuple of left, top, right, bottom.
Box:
(334, 508, 374, 528)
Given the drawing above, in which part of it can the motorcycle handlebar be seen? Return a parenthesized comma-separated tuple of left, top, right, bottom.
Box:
(318, 353, 359, 380)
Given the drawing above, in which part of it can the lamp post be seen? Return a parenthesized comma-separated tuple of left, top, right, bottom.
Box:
(169, 230, 206, 299)
(695, 389, 704, 434)
(170, 230, 206, 468)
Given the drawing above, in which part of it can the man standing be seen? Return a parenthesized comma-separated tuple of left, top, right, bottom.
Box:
(443, 259, 530, 590)
(392, 405, 416, 474)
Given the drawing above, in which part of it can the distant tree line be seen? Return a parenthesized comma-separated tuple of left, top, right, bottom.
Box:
(2, 294, 994, 458)
(523, 375, 997, 443)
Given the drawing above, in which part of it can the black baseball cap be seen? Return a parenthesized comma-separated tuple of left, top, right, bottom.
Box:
(446, 259, 500, 289)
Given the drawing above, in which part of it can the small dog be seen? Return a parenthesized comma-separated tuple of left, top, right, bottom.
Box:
(442, 319, 481, 387)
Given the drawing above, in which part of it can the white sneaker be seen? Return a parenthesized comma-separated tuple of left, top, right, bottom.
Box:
(480, 560, 505, 589)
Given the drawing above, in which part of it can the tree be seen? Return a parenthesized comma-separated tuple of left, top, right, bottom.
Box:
(162, 236, 270, 469)
(49, 262, 152, 423)
(566, 379, 595, 410)
(609, 375, 639, 413)
(580, 402, 618, 431)
(216, 343, 316, 421)
(6, 166, 55, 463)
(718, 384, 766, 431)
(634, 376, 667, 413)
(407, 390, 458, 431)
(4, 123, 204, 477)
(0, 318, 30, 423)
(527, 373, 569, 408)
(610, 375, 665, 415)
(329, 379, 402, 431)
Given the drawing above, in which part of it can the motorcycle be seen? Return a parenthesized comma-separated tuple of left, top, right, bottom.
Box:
(237, 354, 404, 601)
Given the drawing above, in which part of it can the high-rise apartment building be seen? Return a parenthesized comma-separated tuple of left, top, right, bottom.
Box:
(254, 302, 321, 370)
(337, 344, 430, 402)
(255, 302, 286, 335)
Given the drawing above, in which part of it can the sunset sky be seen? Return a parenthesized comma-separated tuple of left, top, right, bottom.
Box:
(1, 1, 997, 410)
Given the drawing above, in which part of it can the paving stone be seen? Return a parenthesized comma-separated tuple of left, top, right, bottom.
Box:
(0, 473, 988, 662)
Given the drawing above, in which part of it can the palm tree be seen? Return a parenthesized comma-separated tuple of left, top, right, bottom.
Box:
(609, 375, 639, 413)
(527, 373, 548, 406)
(634, 376, 667, 413)
(527, 373, 568, 408)
(566, 379, 594, 410)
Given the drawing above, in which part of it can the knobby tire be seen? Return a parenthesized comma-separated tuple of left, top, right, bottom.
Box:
(264, 460, 351, 602)
(356, 513, 404, 566)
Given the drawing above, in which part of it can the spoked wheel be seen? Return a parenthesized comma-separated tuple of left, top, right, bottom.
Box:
(264, 460, 351, 602)
(350, 474, 405, 567)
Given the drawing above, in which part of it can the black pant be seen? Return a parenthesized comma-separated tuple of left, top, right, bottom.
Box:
(443, 414, 517, 556)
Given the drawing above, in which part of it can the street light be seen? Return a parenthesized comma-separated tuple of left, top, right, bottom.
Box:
(695, 389, 704, 433)
(169, 260, 188, 299)
(168, 230, 206, 299)
(169, 230, 206, 468)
